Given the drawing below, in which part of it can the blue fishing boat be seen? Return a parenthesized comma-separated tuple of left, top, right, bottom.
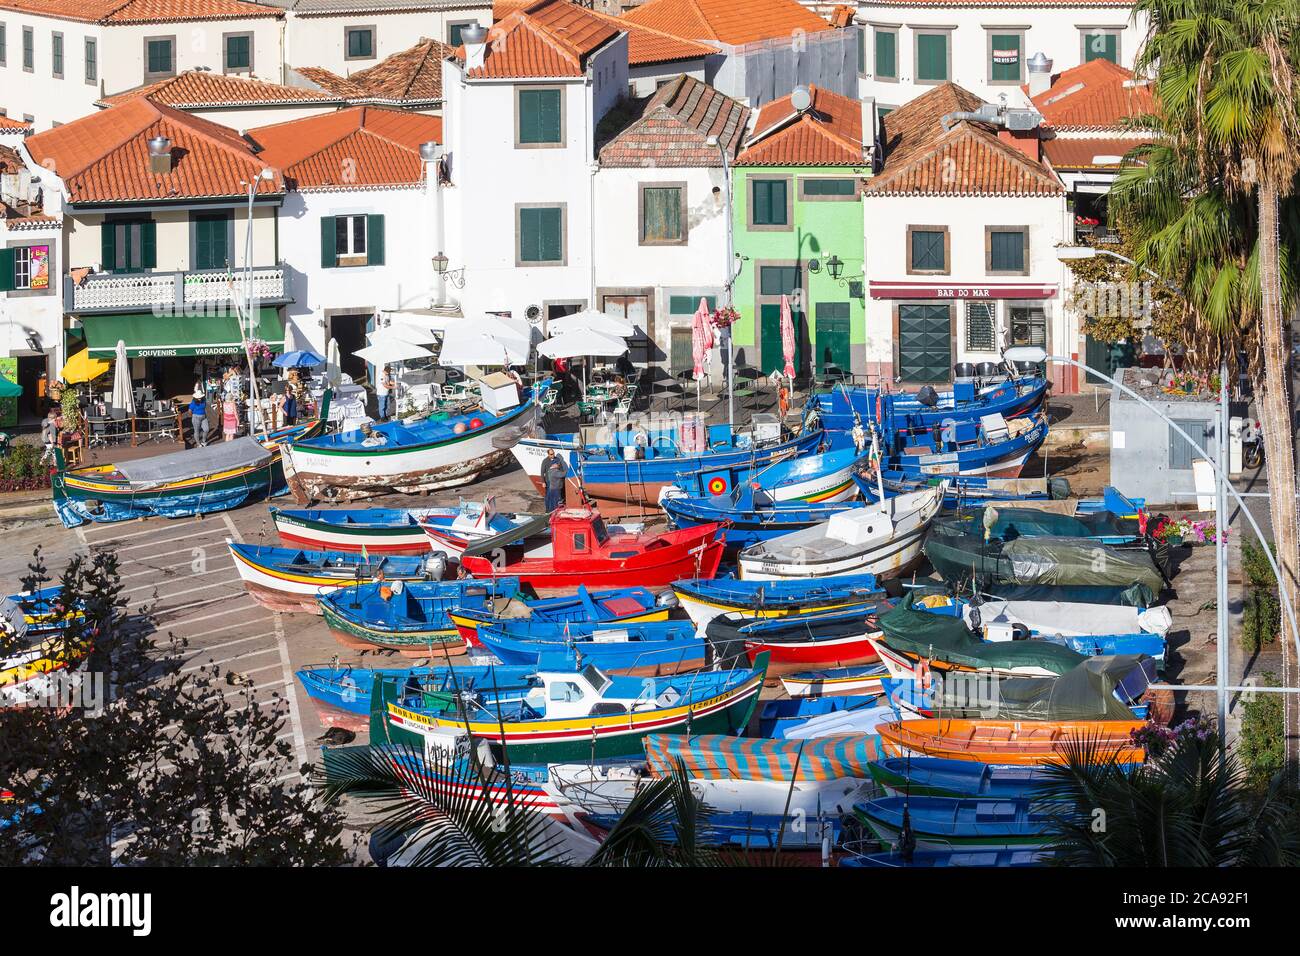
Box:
(867, 757, 1055, 799)
(780, 663, 889, 698)
(807, 376, 1048, 433)
(661, 484, 865, 549)
(672, 574, 881, 627)
(448, 586, 669, 646)
(666, 447, 864, 505)
(939, 505, 1144, 546)
(855, 795, 1061, 850)
(295, 662, 541, 731)
(471, 619, 708, 676)
(5, 585, 82, 635)
(281, 380, 550, 504)
(270, 500, 537, 557)
(317, 578, 523, 656)
(583, 809, 841, 851)
(841, 848, 1051, 867)
(882, 413, 1049, 479)
(759, 694, 883, 739)
(511, 417, 836, 509)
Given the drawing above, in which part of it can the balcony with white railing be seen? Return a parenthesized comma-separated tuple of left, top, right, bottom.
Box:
(68, 267, 290, 314)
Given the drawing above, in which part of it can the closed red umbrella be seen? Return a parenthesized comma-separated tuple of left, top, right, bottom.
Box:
(780, 294, 796, 380)
(692, 298, 713, 380)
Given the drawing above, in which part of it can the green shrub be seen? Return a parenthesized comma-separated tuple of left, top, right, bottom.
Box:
(1242, 541, 1278, 589)
(1239, 671, 1285, 788)
(1242, 586, 1281, 653)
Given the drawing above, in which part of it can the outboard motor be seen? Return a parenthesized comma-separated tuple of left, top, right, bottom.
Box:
(976, 362, 1006, 386)
(915, 385, 939, 407)
(424, 552, 449, 581)
(655, 590, 680, 609)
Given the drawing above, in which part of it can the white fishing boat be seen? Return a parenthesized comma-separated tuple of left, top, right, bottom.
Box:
(736, 484, 945, 581)
(964, 598, 1173, 639)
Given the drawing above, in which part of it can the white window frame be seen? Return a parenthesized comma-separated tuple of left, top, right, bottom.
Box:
(335, 215, 368, 257)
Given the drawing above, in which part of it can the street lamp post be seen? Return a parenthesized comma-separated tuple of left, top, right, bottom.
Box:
(240, 167, 275, 436)
(1004, 346, 1300, 739)
(706, 134, 738, 430)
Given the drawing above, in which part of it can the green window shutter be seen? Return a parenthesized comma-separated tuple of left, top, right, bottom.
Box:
(141, 220, 157, 270)
(519, 89, 561, 144)
(990, 34, 1020, 82)
(669, 295, 706, 315)
(101, 222, 117, 274)
(752, 180, 771, 224)
(641, 187, 681, 242)
(0, 248, 15, 292)
(803, 178, 856, 197)
(1084, 33, 1117, 64)
(911, 230, 945, 271)
(520, 207, 562, 262)
(875, 30, 896, 78)
(990, 231, 1025, 271)
(770, 179, 787, 223)
(366, 214, 385, 265)
(917, 34, 947, 81)
(856, 28, 865, 74)
(759, 266, 799, 296)
(320, 216, 336, 269)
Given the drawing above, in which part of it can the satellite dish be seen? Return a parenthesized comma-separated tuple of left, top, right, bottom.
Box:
(790, 85, 812, 113)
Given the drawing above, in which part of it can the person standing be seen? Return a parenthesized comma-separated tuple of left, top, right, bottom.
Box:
(541, 448, 567, 512)
(189, 387, 209, 446)
(377, 365, 394, 420)
(40, 408, 59, 465)
(222, 398, 239, 442)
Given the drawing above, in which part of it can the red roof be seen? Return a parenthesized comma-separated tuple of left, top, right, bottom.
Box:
(0, 0, 281, 25)
(25, 97, 285, 204)
(97, 71, 338, 109)
(585, 8, 715, 66)
(1026, 59, 1158, 131)
(623, 0, 832, 47)
(463, 0, 621, 79)
(737, 85, 864, 166)
(865, 83, 1062, 196)
(250, 107, 442, 190)
(0, 116, 31, 131)
(1043, 136, 1151, 169)
(599, 74, 747, 167)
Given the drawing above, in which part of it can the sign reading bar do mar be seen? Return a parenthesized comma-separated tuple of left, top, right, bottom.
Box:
(869, 281, 1058, 300)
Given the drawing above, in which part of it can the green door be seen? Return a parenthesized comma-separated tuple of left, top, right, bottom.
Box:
(760, 304, 804, 376)
(897, 304, 952, 383)
(1084, 336, 1136, 385)
(814, 303, 851, 373)
(194, 214, 230, 271)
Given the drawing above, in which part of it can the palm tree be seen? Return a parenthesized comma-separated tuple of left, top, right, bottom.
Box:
(1114, 0, 1300, 771)
(1035, 729, 1300, 866)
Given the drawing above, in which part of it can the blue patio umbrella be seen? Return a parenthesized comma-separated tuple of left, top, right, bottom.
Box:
(273, 350, 326, 369)
(0, 376, 21, 398)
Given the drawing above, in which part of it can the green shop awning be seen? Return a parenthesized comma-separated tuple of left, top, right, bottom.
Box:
(83, 307, 284, 358)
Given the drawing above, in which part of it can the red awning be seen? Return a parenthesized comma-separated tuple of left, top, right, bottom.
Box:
(869, 281, 1058, 300)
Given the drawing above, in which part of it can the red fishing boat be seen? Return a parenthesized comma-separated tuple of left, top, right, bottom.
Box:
(459, 508, 725, 596)
(704, 605, 885, 672)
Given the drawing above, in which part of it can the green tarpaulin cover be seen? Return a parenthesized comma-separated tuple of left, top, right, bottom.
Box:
(923, 519, 1166, 593)
(944, 506, 1140, 541)
(877, 592, 1086, 676)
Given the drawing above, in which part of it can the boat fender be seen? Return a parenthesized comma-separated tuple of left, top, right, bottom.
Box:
(470, 418, 484, 429)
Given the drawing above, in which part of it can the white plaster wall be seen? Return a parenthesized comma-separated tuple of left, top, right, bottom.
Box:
(284, 8, 491, 76)
(279, 186, 440, 354)
(854, 2, 1150, 111)
(64, 204, 279, 273)
(628, 60, 706, 99)
(0, 222, 64, 366)
(862, 192, 1070, 368)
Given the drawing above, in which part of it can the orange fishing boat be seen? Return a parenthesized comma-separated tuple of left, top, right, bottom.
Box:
(877, 718, 1146, 766)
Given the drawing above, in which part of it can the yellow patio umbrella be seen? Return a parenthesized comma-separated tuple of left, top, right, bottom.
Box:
(61, 350, 111, 384)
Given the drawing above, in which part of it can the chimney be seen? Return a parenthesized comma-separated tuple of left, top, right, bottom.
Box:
(860, 95, 876, 147)
(1027, 52, 1053, 99)
(147, 136, 172, 175)
(462, 23, 488, 72)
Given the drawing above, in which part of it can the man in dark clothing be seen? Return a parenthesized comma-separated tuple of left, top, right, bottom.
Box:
(541, 448, 567, 512)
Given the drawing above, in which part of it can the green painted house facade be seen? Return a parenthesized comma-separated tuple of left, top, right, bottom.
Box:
(729, 86, 871, 381)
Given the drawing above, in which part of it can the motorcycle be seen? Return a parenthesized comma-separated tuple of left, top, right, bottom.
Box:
(1242, 418, 1265, 469)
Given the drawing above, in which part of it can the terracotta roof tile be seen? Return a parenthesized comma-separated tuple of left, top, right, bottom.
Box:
(865, 82, 1062, 196)
(1026, 59, 1158, 131)
(858, 0, 1129, 5)
(333, 38, 452, 103)
(0, 0, 281, 24)
(585, 8, 715, 66)
(25, 98, 286, 204)
(623, 0, 832, 47)
(462, 0, 621, 79)
(828, 4, 855, 28)
(0, 116, 31, 131)
(250, 106, 442, 189)
(97, 71, 339, 109)
(737, 84, 864, 166)
(292, 67, 372, 99)
(599, 73, 747, 167)
(1043, 136, 1151, 169)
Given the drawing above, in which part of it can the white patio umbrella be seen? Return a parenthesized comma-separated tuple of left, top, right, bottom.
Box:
(354, 340, 433, 366)
(438, 324, 530, 367)
(111, 339, 135, 417)
(537, 328, 628, 360)
(547, 309, 635, 338)
(368, 323, 436, 346)
(326, 338, 342, 386)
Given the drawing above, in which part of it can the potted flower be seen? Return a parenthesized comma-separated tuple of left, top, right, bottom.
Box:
(710, 306, 740, 331)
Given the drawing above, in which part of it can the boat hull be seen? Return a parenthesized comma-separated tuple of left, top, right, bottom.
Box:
(780, 666, 887, 698)
(877, 718, 1146, 765)
(227, 543, 442, 613)
(282, 403, 535, 504)
(319, 601, 467, 658)
(270, 508, 437, 555)
(744, 630, 880, 669)
(738, 521, 928, 581)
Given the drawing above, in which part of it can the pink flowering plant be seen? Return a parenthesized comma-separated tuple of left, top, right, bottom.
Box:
(1131, 717, 1215, 759)
(1151, 515, 1224, 545)
(710, 306, 740, 331)
(245, 338, 274, 363)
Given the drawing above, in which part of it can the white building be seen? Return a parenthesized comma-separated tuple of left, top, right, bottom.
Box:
(594, 73, 747, 370)
(0, 0, 285, 130)
(248, 106, 444, 380)
(257, 0, 492, 76)
(849, 0, 1148, 114)
(860, 82, 1074, 391)
(439, 3, 628, 338)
